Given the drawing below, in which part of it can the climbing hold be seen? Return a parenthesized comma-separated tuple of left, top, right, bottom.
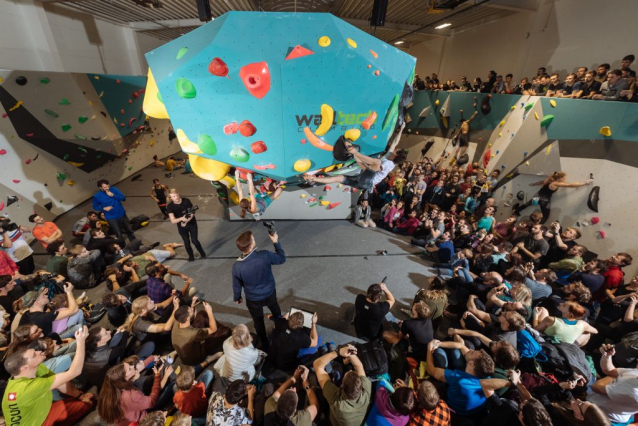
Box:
(346, 38, 357, 48)
(499, 120, 505, 127)
(45, 109, 59, 118)
(40, 77, 50, 84)
(591, 216, 600, 225)
(300, 194, 307, 198)
(549, 99, 557, 108)
(176, 47, 188, 59)
(510, 105, 516, 110)
(315, 104, 334, 137)
(300, 139, 306, 144)
(73, 134, 87, 140)
(372, 135, 377, 139)
(540, 115, 554, 127)
(120, 109, 125, 115)
(303, 127, 334, 151)
(361, 111, 377, 130)
(370, 49, 378, 58)
(175, 78, 197, 99)
(524, 102, 533, 111)
(254, 164, 276, 170)
(239, 61, 271, 99)
(598, 230, 606, 239)
(488, 143, 492, 147)
(128, 99, 133, 104)
(498, 132, 502, 137)
(367, 65, 372, 68)
(501, 164, 506, 169)
(545, 144, 552, 155)
(320, 201, 330, 206)
(534, 112, 539, 120)
(78, 116, 88, 124)
(251, 141, 267, 154)
(345, 129, 361, 142)
(15, 76, 27, 86)
(63, 154, 70, 161)
(239, 120, 256, 137)
(496, 150, 499, 154)
(198, 134, 217, 155)
(67, 180, 76, 186)
(482, 149, 491, 167)
(176, 129, 203, 154)
(77, 146, 87, 153)
(481, 96, 492, 114)
(128, 118, 137, 127)
(309, 202, 319, 207)
(59, 98, 71, 105)
(94, 75, 100, 80)
(324, 186, 332, 191)
(115, 79, 121, 84)
(587, 186, 600, 212)
(0, 150, 6, 155)
(294, 159, 311, 172)
(523, 151, 528, 156)
(149, 140, 155, 146)
(382, 94, 400, 131)
(374, 70, 380, 76)
(435, 99, 440, 106)
(61, 124, 72, 132)
(525, 161, 530, 166)
(328, 202, 341, 209)
(224, 122, 239, 135)
(230, 147, 250, 163)
(25, 159, 31, 165)
(324, 165, 335, 172)
(317, 36, 331, 47)
(9, 101, 23, 112)
(285, 45, 314, 60)
(188, 154, 230, 181)
(599, 126, 612, 137)
(12, 180, 20, 184)
(208, 57, 229, 77)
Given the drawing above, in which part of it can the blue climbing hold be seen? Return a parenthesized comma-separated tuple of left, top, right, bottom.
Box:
(523, 151, 528, 156)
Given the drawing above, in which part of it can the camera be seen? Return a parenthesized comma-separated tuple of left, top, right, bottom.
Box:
(263, 221, 276, 236)
(0, 218, 18, 234)
(184, 205, 199, 218)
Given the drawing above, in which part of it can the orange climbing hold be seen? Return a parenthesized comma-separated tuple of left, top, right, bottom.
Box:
(239, 120, 257, 137)
(370, 50, 378, 58)
(361, 111, 377, 130)
(285, 45, 314, 60)
(374, 70, 380, 76)
(239, 61, 271, 99)
(251, 141, 267, 154)
(303, 127, 334, 151)
(208, 57, 229, 77)
(328, 202, 341, 209)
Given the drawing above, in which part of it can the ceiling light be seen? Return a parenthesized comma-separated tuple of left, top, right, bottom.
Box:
(435, 23, 452, 29)
(394, 40, 405, 45)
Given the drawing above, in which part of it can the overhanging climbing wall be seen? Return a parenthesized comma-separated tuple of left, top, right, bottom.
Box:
(0, 69, 177, 227)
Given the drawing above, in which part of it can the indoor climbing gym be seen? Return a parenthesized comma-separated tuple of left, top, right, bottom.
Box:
(1, 1, 637, 425)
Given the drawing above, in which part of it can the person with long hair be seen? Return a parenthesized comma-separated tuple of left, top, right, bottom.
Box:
(97, 362, 164, 426)
(449, 111, 478, 166)
(533, 301, 598, 346)
(214, 324, 264, 383)
(166, 188, 206, 262)
(512, 172, 593, 223)
(406, 276, 449, 322)
(236, 170, 283, 219)
(125, 295, 178, 351)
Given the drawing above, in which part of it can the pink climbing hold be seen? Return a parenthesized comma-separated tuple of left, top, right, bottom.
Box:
(0, 202, 3, 211)
(12, 180, 20, 183)
(239, 120, 257, 137)
(129, 117, 137, 127)
(253, 164, 276, 170)
(25, 159, 31, 165)
(1, 113, 7, 118)
(591, 217, 600, 225)
(0, 150, 6, 155)
(308, 198, 317, 202)
(209, 57, 229, 77)
(599, 230, 606, 239)
(301, 139, 307, 144)
(223, 122, 239, 135)
(343, 187, 349, 192)
(352, 188, 359, 193)
(328, 202, 341, 210)
(26, 133, 33, 137)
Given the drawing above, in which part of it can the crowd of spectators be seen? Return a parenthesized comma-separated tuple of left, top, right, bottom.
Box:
(413, 54, 637, 102)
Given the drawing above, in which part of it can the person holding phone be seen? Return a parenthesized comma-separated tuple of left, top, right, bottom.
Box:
(93, 179, 136, 242)
(354, 282, 395, 342)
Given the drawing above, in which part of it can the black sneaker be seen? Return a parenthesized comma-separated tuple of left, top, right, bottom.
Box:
(149, 242, 161, 249)
(188, 256, 195, 262)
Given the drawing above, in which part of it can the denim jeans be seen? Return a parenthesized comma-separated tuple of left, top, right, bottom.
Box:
(433, 348, 465, 370)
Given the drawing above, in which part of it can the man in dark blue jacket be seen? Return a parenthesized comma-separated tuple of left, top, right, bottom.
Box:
(232, 230, 286, 348)
(92, 179, 136, 242)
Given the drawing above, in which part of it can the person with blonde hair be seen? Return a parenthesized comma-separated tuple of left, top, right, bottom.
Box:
(214, 323, 265, 383)
(235, 170, 283, 219)
(166, 188, 206, 262)
(125, 295, 179, 352)
(512, 171, 593, 223)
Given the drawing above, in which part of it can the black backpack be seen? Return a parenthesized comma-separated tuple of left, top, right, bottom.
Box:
(129, 214, 150, 230)
(356, 339, 388, 377)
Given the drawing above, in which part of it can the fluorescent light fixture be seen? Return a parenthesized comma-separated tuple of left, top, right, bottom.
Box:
(394, 40, 405, 45)
(435, 23, 452, 29)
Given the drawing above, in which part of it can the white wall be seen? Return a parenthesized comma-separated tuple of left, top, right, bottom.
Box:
(409, 0, 638, 82)
(0, 0, 165, 75)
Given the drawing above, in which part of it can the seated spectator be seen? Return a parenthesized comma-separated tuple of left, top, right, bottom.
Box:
(263, 365, 319, 426)
(494, 215, 518, 242)
(106, 242, 181, 277)
(542, 222, 581, 267)
(568, 259, 608, 296)
(598, 252, 633, 302)
(173, 365, 214, 420)
(354, 283, 395, 341)
(384, 301, 433, 362)
(313, 344, 371, 426)
(513, 77, 531, 94)
(48, 292, 85, 337)
(18, 283, 79, 338)
(409, 276, 448, 322)
(545, 73, 562, 97)
(366, 382, 415, 426)
(205, 380, 256, 426)
(511, 224, 549, 265)
(165, 156, 185, 171)
(72, 210, 98, 239)
(595, 63, 610, 83)
(84, 325, 138, 388)
(145, 262, 196, 314)
(104, 262, 141, 292)
(392, 210, 421, 235)
(476, 206, 496, 233)
(533, 301, 597, 345)
(384, 200, 405, 229)
(214, 324, 264, 383)
(1, 326, 95, 426)
(125, 296, 179, 352)
(66, 244, 103, 289)
(411, 210, 446, 248)
(575, 70, 602, 99)
(525, 74, 549, 96)
(549, 245, 587, 274)
(556, 73, 578, 98)
(172, 299, 231, 366)
(28, 214, 63, 249)
(0, 275, 26, 321)
(102, 278, 147, 327)
(408, 380, 451, 426)
(424, 232, 455, 264)
(269, 311, 317, 371)
(522, 265, 555, 301)
(45, 239, 69, 278)
(593, 69, 629, 101)
(354, 199, 376, 228)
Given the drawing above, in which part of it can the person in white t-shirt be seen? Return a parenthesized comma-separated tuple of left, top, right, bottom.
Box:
(305, 122, 406, 192)
(587, 344, 638, 424)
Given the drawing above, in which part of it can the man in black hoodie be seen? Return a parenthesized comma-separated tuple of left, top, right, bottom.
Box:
(232, 230, 286, 348)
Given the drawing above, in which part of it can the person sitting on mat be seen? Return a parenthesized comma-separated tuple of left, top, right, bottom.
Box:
(304, 122, 406, 193)
(236, 171, 284, 219)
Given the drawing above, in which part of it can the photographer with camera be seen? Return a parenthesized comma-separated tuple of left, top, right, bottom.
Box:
(0, 217, 35, 275)
(232, 226, 285, 349)
(166, 188, 206, 262)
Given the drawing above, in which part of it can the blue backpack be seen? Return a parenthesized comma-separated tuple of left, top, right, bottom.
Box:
(517, 329, 547, 361)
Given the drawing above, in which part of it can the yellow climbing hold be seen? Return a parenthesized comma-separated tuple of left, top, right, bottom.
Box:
(150, 140, 155, 146)
(525, 161, 530, 166)
(294, 159, 311, 173)
(599, 126, 612, 137)
(499, 120, 505, 127)
(300, 194, 307, 198)
(324, 165, 336, 172)
(219, 176, 235, 188)
(498, 133, 502, 137)
(435, 100, 440, 106)
(534, 112, 539, 120)
(320, 201, 330, 206)
(229, 190, 240, 205)
(67, 162, 84, 167)
(346, 38, 357, 48)
(188, 154, 230, 181)
(67, 180, 76, 186)
(488, 143, 492, 147)
(142, 68, 169, 119)
(318, 36, 331, 47)
(176, 129, 202, 154)
(344, 129, 361, 141)
(510, 106, 516, 110)
(549, 99, 557, 108)
(545, 144, 552, 155)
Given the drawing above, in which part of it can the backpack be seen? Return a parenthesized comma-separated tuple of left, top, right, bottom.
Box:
(356, 339, 388, 377)
(130, 214, 150, 230)
(517, 329, 547, 361)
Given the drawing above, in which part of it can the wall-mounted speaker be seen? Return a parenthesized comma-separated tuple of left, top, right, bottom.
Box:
(370, 0, 388, 26)
(196, 0, 212, 22)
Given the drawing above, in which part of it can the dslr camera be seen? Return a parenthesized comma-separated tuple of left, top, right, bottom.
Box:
(0, 217, 19, 234)
(262, 221, 276, 236)
(184, 205, 199, 219)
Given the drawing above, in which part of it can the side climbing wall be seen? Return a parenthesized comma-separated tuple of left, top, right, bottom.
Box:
(0, 69, 177, 228)
(402, 91, 638, 276)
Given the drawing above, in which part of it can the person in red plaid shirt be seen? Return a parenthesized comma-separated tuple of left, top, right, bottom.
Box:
(407, 380, 451, 426)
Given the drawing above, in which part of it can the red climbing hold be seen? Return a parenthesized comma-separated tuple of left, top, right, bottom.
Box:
(239, 62, 271, 99)
(352, 188, 359, 193)
(301, 139, 307, 144)
(2, 114, 7, 118)
(128, 99, 133, 104)
(26, 133, 33, 137)
(12, 180, 20, 183)
(132, 91, 140, 99)
(251, 141, 267, 154)
(223, 122, 239, 135)
(374, 70, 380, 76)
(285, 45, 314, 60)
(116, 79, 121, 84)
(483, 149, 492, 168)
(208, 57, 229, 77)
(129, 118, 137, 127)
(324, 186, 332, 191)
(328, 202, 341, 209)
(120, 109, 125, 114)
(239, 120, 257, 137)
(120, 123, 125, 127)
(591, 217, 600, 225)
(0, 150, 6, 155)
(599, 230, 606, 239)
(25, 159, 31, 165)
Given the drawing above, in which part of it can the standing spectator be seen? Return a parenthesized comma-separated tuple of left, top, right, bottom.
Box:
(313, 344, 372, 426)
(232, 230, 286, 349)
(92, 179, 136, 242)
(593, 69, 629, 101)
(1, 217, 35, 275)
(149, 179, 170, 220)
(28, 214, 62, 249)
(595, 63, 611, 83)
(575, 70, 602, 99)
(354, 283, 395, 341)
(167, 188, 206, 262)
(71, 211, 98, 239)
(1, 327, 94, 426)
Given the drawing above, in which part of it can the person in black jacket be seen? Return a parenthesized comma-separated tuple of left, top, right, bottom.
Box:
(167, 188, 206, 262)
(232, 230, 286, 349)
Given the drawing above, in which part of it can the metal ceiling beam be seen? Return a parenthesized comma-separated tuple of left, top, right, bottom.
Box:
(343, 18, 452, 37)
(129, 18, 204, 30)
(485, 0, 540, 13)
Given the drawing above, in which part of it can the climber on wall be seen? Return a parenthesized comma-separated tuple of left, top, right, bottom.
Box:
(449, 110, 478, 166)
(304, 122, 407, 195)
(236, 170, 284, 219)
(512, 171, 594, 224)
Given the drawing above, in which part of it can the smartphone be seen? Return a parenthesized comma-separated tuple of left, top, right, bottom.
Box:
(155, 359, 164, 370)
(381, 277, 388, 284)
(590, 173, 594, 180)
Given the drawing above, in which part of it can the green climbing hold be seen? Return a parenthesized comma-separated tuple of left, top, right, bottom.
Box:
(309, 202, 319, 207)
(61, 124, 72, 132)
(40, 77, 50, 84)
(56, 172, 66, 181)
(63, 154, 70, 161)
(198, 134, 217, 156)
(230, 147, 249, 163)
(44, 109, 58, 118)
(96, 154, 102, 159)
(176, 47, 188, 60)
(74, 134, 87, 140)
(524, 102, 533, 111)
(78, 116, 88, 124)
(157, 91, 164, 104)
(175, 78, 196, 99)
(77, 147, 87, 153)
(318, 196, 325, 200)
(540, 115, 555, 128)
(128, 166, 133, 170)
(59, 98, 71, 106)
(382, 94, 400, 131)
